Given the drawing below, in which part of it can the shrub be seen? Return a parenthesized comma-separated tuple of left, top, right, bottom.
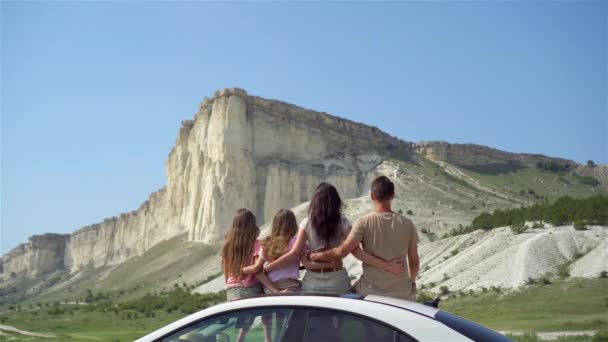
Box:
(574, 220, 588, 230)
(450, 249, 459, 256)
(531, 221, 544, 229)
(587, 160, 596, 167)
(525, 277, 537, 285)
(539, 274, 552, 285)
(439, 286, 450, 295)
(398, 209, 403, 214)
(490, 286, 502, 293)
(420, 228, 429, 234)
(511, 222, 528, 235)
(406, 210, 414, 215)
(593, 330, 608, 342)
(600, 271, 608, 279)
(443, 273, 450, 281)
(415, 291, 434, 304)
(579, 176, 600, 187)
(557, 263, 570, 279)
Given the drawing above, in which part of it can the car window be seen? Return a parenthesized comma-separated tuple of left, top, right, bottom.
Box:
(289, 308, 413, 342)
(159, 307, 294, 342)
(159, 306, 415, 342)
(435, 311, 511, 342)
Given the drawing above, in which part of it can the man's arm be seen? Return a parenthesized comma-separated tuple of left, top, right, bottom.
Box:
(309, 235, 359, 262)
(407, 238, 420, 282)
(351, 247, 405, 275)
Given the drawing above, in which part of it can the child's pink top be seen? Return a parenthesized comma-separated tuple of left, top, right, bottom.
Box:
(226, 240, 262, 288)
(259, 236, 300, 283)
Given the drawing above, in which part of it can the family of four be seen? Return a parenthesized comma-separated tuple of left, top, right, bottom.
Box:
(221, 175, 420, 303)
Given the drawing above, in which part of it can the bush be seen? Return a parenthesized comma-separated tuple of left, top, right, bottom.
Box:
(574, 220, 588, 230)
(579, 176, 600, 187)
(406, 210, 414, 215)
(600, 271, 608, 279)
(420, 228, 429, 234)
(594, 331, 608, 342)
(439, 286, 450, 295)
(511, 222, 528, 235)
(397, 209, 403, 214)
(531, 221, 544, 228)
(539, 274, 552, 285)
(557, 263, 570, 279)
(525, 277, 537, 285)
(415, 291, 434, 304)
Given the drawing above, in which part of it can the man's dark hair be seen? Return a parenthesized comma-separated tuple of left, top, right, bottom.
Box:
(371, 176, 394, 201)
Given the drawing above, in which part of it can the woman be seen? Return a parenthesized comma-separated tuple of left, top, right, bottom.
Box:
(263, 182, 403, 294)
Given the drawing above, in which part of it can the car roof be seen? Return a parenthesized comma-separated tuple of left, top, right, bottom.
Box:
(230, 292, 440, 318)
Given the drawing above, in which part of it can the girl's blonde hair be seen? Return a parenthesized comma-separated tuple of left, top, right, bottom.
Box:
(221, 208, 260, 280)
(262, 209, 298, 262)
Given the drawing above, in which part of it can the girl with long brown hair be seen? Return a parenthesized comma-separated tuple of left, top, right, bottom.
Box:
(222, 208, 278, 299)
(222, 208, 276, 342)
(263, 183, 405, 294)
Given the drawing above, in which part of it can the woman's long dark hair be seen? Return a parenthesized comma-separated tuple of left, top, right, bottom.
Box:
(308, 182, 342, 245)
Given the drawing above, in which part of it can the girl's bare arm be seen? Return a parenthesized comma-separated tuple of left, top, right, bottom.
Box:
(242, 255, 264, 275)
(300, 254, 342, 270)
(265, 229, 307, 272)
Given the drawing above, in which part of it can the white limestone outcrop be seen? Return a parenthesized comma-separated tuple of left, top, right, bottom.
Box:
(2, 88, 409, 277)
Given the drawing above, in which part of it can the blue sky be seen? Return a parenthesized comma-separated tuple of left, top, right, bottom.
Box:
(1, 1, 606, 253)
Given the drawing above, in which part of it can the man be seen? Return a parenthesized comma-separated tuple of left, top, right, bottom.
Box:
(310, 175, 420, 300)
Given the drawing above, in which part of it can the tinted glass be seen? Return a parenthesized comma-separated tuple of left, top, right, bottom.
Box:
(296, 308, 404, 342)
(435, 311, 511, 342)
(160, 307, 293, 342)
(159, 306, 413, 342)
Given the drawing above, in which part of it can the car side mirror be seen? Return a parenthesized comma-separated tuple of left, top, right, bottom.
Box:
(215, 332, 229, 342)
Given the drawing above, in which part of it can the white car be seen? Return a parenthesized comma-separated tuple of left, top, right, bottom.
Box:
(135, 293, 511, 342)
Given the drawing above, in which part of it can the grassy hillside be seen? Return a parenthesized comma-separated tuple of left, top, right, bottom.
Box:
(440, 278, 608, 332)
(1, 235, 221, 307)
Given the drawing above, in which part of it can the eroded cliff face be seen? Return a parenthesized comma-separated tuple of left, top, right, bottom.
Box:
(165, 89, 409, 243)
(414, 141, 577, 168)
(1, 234, 68, 277)
(2, 88, 411, 276)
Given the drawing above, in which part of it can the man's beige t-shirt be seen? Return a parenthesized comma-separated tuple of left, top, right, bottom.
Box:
(350, 211, 419, 300)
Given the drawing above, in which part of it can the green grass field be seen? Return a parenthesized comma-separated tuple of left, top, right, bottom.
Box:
(441, 278, 608, 332)
(0, 309, 184, 341)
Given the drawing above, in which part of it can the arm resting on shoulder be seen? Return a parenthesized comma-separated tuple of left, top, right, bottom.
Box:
(265, 229, 307, 272)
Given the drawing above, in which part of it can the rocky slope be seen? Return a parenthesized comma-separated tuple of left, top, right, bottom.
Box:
(0, 88, 602, 290)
